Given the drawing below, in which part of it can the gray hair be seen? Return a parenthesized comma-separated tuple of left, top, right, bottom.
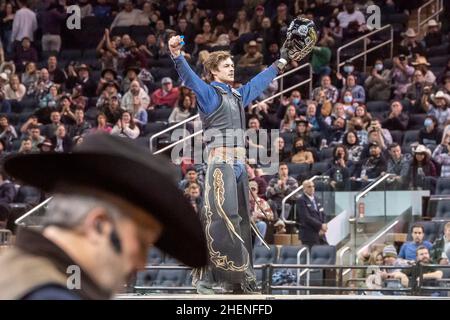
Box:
(43, 193, 121, 228)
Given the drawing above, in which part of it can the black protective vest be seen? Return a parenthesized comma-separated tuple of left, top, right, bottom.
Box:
(199, 85, 246, 149)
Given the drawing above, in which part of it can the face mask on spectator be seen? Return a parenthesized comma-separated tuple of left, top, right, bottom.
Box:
(344, 66, 354, 73)
(424, 119, 433, 128)
(375, 64, 383, 71)
(292, 98, 300, 105)
(343, 96, 353, 104)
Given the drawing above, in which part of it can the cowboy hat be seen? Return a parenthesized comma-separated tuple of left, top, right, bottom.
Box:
(427, 19, 439, 27)
(430, 91, 450, 105)
(413, 144, 431, 155)
(101, 68, 118, 79)
(4, 134, 207, 267)
(411, 56, 430, 66)
(123, 65, 141, 77)
(403, 28, 417, 38)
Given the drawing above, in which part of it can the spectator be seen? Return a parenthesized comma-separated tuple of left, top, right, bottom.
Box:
(266, 163, 299, 217)
(0, 2, 15, 55)
(432, 131, 450, 177)
(232, 9, 251, 36)
(0, 115, 17, 149)
(352, 142, 387, 186)
(423, 19, 444, 48)
(295, 119, 315, 148)
(250, 5, 265, 33)
(132, 96, 148, 130)
(28, 68, 54, 99)
(90, 113, 112, 134)
(19, 115, 41, 138)
(337, 0, 366, 30)
(419, 115, 443, 150)
(413, 246, 443, 289)
(51, 124, 72, 153)
(0, 169, 16, 204)
(184, 182, 202, 214)
(365, 59, 391, 101)
(249, 180, 274, 247)
(290, 137, 314, 165)
(110, 0, 142, 29)
(428, 91, 450, 129)
(37, 138, 53, 153)
(40, 110, 62, 139)
(111, 111, 140, 139)
(280, 105, 298, 133)
(354, 105, 372, 129)
(296, 179, 328, 248)
(370, 119, 393, 148)
(273, 137, 291, 163)
(391, 54, 415, 99)
(431, 222, 450, 264)
(168, 94, 196, 123)
(382, 101, 409, 131)
(312, 75, 339, 104)
(96, 29, 119, 72)
(121, 80, 150, 113)
(398, 28, 426, 58)
(150, 77, 179, 108)
(13, 36, 37, 71)
(18, 137, 33, 154)
(311, 39, 332, 76)
(343, 130, 364, 163)
(342, 74, 365, 104)
(10, 0, 37, 46)
(39, 84, 59, 109)
(411, 56, 436, 84)
(386, 143, 411, 189)
(341, 90, 358, 116)
(68, 108, 91, 139)
(409, 144, 437, 190)
(21, 62, 38, 90)
(246, 164, 267, 200)
(66, 64, 97, 98)
(178, 167, 203, 193)
(103, 95, 122, 125)
(237, 40, 263, 69)
(330, 144, 352, 190)
(376, 245, 410, 289)
(40, 0, 67, 53)
(349, 116, 368, 146)
(3, 74, 26, 101)
(28, 124, 45, 152)
(46, 55, 66, 85)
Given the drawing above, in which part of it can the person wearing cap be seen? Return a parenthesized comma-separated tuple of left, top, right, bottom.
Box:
(237, 40, 263, 70)
(409, 144, 437, 190)
(47, 55, 67, 85)
(428, 91, 450, 128)
(423, 19, 443, 47)
(66, 64, 96, 98)
(37, 138, 54, 153)
(169, 24, 298, 293)
(411, 56, 436, 84)
(0, 134, 207, 299)
(377, 245, 410, 289)
(150, 77, 179, 109)
(399, 28, 426, 58)
(386, 143, 412, 189)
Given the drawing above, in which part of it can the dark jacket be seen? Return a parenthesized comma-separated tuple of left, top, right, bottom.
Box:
(296, 193, 328, 246)
(50, 136, 73, 153)
(0, 180, 17, 204)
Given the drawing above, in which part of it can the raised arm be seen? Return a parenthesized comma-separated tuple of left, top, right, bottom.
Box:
(169, 35, 219, 114)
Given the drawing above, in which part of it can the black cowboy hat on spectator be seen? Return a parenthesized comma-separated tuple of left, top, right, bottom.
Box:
(3, 134, 207, 267)
(76, 63, 90, 72)
(295, 119, 309, 126)
(101, 68, 118, 80)
(101, 80, 120, 93)
(123, 65, 141, 77)
(37, 138, 53, 150)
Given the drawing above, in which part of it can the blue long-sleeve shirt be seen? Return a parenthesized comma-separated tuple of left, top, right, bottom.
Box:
(172, 55, 278, 115)
(172, 55, 278, 179)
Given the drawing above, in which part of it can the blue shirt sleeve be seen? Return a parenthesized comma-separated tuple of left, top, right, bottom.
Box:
(238, 65, 278, 108)
(172, 55, 219, 114)
(398, 244, 406, 259)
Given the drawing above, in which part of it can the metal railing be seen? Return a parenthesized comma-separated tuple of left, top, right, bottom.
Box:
(281, 175, 329, 225)
(14, 197, 53, 226)
(296, 246, 310, 294)
(149, 63, 312, 155)
(336, 24, 393, 74)
(417, 0, 444, 36)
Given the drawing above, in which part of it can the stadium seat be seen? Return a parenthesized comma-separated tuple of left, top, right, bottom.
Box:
(406, 221, 438, 242)
(402, 130, 420, 149)
(144, 122, 168, 136)
(147, 247, 165, 265)
(367, 100, 389, 113)
(408, 114, 427, 130)
(435, 201, 450, 219)
(110, 26, 131, 37)
(436, 178, 450, 195)
(280, 132, 295, 150)
(390, 130, 404, 145)
(309, 245, 336, 290)
(287, 163, 311, 178)
(426, 43, 449, 57)
(148, 108, 172, 122)
(311, 161, 331, 176)
(428, 55, 450, 68)
(253, 245, 277, 285)
(154, 269, 187, 287)
(319, 147, 334, 161)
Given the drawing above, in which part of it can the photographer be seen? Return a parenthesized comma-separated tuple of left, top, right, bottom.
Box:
(406, 69, 434, 112)
(382, 100, 409, 131)
(432, 131, 450, 177)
